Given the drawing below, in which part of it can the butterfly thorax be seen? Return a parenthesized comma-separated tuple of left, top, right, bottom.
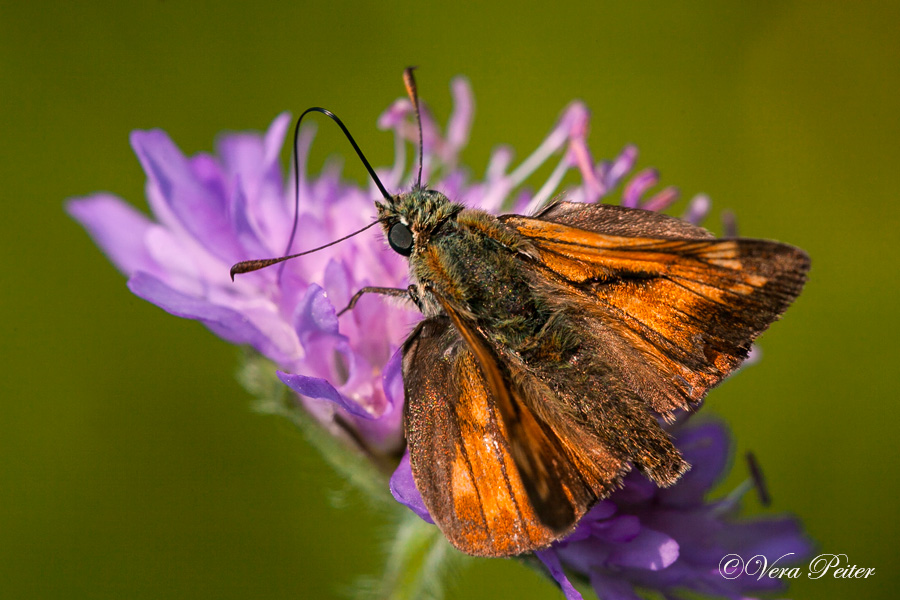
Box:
(377, 190, 580, 365)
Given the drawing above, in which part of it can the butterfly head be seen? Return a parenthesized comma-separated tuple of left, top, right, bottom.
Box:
(376, 188, 461, 257)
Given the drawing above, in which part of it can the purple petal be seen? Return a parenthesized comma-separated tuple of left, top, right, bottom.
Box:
(658, 420, 731, 506)
(67, 194, 158, 277)
(293, 284, 339, 341)
(130, 129, 242, 262)
(277, 371, 372, 419)
(351, 353, 403, 449)
(486, 146, 514, 182)
(535, 550, 584, 600)
(592, 515, 641, 544)
(350, 350, 404, 450)
(446, 77, 474, 153)
(604, 145, 638, 192)
(217, 112, 290, 180)
(322, 259, 351, 309)
(682, 193, 711, 224)
(264, 112, 292, 165)
(127, 271, 276, 354)
(228, 177, 269, 258)
(611, 470, 658, 504)
(641, 186, 680, 212)
(389, 451, 433, 523)
(606, 527, 680, 570)
(569, 138, 601, 201)
(382, 349, 404, 408)
(559, 502, 617, 544)
(622, 168, 659, 208)
(718, 515, 813, 562)
(563, 102, 590, 138)
(217, 116, 292, 250)
(378, 99, 411, 130)
(589, 572, 645, 600)
(583, 500, 618, 521)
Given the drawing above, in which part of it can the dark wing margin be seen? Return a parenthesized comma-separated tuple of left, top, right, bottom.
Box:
(402, 307, 596, 557)
(533, 201, 715, 240)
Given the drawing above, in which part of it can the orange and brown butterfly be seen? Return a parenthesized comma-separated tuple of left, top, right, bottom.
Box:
(232, 68, 809, 558)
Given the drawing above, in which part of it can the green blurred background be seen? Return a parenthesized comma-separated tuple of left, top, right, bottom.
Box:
(3, 1, 897, 598)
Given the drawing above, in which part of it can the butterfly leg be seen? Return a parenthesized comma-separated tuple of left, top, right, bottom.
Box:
(337, 285, 418, 316)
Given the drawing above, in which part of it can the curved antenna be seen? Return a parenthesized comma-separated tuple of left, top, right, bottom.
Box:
(403, 67, 424, 189)
(231, 218, 387, 280)
(282, 107, 393, 264)
(234, 107, 392, 281)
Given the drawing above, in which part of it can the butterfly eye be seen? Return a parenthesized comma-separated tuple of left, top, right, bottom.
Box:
(388, 222, 414, 256)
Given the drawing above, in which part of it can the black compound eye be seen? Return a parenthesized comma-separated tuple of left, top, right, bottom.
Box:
(388, 222, 414, 256)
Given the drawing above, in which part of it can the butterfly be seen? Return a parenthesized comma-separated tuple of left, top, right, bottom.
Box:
(232, 69, 810, 557)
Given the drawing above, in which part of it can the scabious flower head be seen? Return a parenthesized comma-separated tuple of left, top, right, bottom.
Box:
(536, 419, 812, 600)
(68, 77, 810, 599)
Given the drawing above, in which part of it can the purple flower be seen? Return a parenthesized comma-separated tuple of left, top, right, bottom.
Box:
(69, 77, 810, 598)
(391, 418, 810, 600)
(545, 419, 812, 600)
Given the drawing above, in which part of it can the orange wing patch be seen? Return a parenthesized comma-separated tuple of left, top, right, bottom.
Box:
(446, 350, 556, 554)
(402, 318, 569, 557)
(504, 215, 809, 413)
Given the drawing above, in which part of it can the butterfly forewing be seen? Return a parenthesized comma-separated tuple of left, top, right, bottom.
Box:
(502, 204, 810, 414)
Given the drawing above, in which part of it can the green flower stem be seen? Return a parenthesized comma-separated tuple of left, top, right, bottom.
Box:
(237, 351, 394, 504)
(378, 512, 467, 600)
(237, 351, 469, 599)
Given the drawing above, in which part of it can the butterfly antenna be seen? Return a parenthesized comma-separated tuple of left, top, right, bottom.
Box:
(230, 218, 386, 280)
(232, 107, 393, 280)
(282, 107, 393, 259)
(403, 67, 424, 189)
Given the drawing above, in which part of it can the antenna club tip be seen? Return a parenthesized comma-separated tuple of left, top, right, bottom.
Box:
(403, 68, 419, 97)
(402, 68, 424, 188)
(230, 261, 256, 279)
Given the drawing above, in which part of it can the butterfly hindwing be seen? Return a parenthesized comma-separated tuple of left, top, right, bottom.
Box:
(402, 313, 597, 557)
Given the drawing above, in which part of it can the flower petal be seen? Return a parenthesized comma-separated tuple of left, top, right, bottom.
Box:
(658, 420, 730, 506)
(641, 186, 680, 212)
(718, 515, 814, 564)
(293, 284, 339, 341)
(535, 550, 584, 600)
(277, 371, 372, 419)
(606, 527, 680, 570)
(130, 129, 242, 262)
(592, 515, 641, 544)
(67, 194, 158, 277)
(382, 349, 404, 409)
(682, 193, 711, 225)
(589, 572, 645, 600)
(446, 77, 474, 155)
(127, 271, 278, 353)
(603, 145, 638, 193)
(389, 451, 434, 524)
(622, 168, 659, 208)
